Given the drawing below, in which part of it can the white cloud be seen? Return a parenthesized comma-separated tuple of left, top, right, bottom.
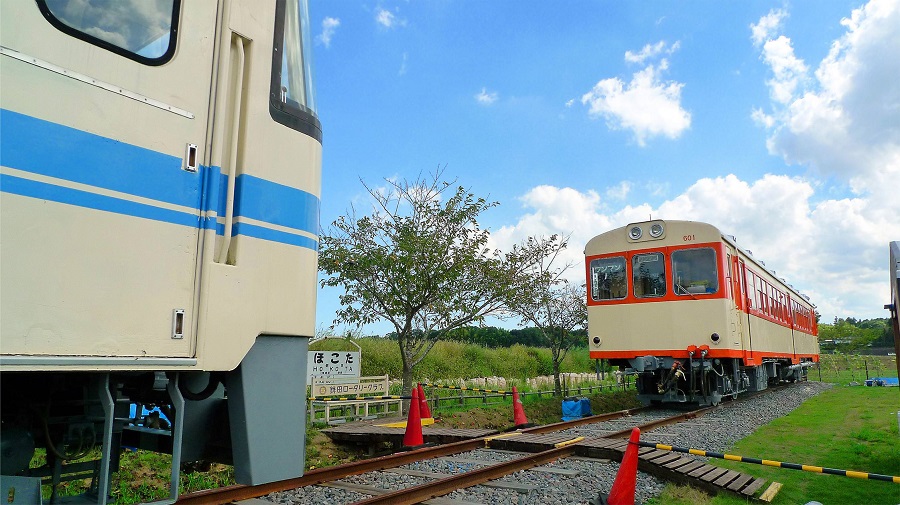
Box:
(624, 40, 680, 64)
(475, 87, 499, 105)
(750, 8, 787, 47)
(375, 8, 406, 29)
(580, 59, 691, 146)
(492, 174, 899, 322)
(316, 17, 340, 48)
(752, 0, 900, 197)
(760, 36, 808, 104)
(399, 52, 408, 76)
(605, 181, 632, 201)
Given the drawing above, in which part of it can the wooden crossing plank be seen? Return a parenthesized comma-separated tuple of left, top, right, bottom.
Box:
(713, 470, 742, 488)
(676, 461, 708, 475)
(687, 464, 718, 478)
(741, 477, 768, 496)
(663, 457, 696, 470)
(759, 482, 782, 502)
(726, 473, 755, 492)
(700, 467, 731, 483)
(648, 453, 682, 466)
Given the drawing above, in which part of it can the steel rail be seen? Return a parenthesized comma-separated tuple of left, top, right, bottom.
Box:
(349, 445, 578, 505)
(605, 406, 715, 438)
(174, 438, 486, 505)
(521, 406, 650, 434)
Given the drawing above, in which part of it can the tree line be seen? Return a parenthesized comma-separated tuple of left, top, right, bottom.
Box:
(379, 326, 588, 349)
(817, 317, 894, 353)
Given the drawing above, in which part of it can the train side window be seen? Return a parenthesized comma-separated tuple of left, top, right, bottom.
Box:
(270, 0, 322, 141)
(672, 248, 719, 296)
(590, 256, 627, 301)
(633, 252, 666, 298)
(37, 0, 179, 65)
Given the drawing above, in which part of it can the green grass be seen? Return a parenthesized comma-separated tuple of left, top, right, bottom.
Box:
(813, 354, 898, 385)
(648, 385, 900, 505)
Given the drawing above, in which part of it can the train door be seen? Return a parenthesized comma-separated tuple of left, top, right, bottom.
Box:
(732, 255, 753, 361)
(193, 0, 322, 371)
(0, 1, 217, 358)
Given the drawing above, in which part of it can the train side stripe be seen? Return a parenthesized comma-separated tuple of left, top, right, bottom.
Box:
(1, 109, 320, 249)
(1, 173, 200, 228)
(1, 109, 201, 209)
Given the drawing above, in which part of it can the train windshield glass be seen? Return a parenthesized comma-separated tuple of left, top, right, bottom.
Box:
(590, 256, 627, 301)
(672, 248, 719, 296)
(279, 0, 316, 113)
(632, 252, 666, 298)
(39, 0, 177, 63)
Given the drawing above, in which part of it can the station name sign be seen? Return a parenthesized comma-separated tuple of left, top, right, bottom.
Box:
(307, 351, 360, 381)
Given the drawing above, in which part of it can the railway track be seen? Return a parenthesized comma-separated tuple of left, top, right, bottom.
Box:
(176, 403, 728, 504)
(176, 382, 834, 504)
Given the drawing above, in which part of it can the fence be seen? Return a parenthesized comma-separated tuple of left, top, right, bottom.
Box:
(308, 375, 403, 423)
(307, 374, 634, 424)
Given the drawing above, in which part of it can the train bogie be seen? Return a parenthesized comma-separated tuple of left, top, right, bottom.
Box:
(585, 220, 818, 406)
(1, 1, 321, 502)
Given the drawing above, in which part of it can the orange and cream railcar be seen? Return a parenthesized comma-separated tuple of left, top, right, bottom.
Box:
(585, 220, 818, 406)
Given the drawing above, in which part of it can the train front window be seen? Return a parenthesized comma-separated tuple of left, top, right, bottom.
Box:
(633, 252, 666, 298)
(672, 248, 719, 296)
(590, 256, 627, 301)
(38, 0, 178, 64)
(270, 0, 322, 141)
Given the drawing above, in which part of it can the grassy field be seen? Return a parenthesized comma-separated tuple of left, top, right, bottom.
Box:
(647, 384, 900, 505)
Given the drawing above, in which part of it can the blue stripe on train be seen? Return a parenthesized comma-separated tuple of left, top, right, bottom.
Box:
(0, 109, 319, 248)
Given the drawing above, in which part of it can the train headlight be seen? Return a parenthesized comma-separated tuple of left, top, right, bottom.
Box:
(628, 226, 643, 240)
(592, 336, 602, 346)
(649, 223, 664, 238)
(710, 332, 721, 345)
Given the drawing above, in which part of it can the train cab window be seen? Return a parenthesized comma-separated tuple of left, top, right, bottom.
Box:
(672, 248, 719, 296)
(590, 257, 627, 301)
(270, 0, 322, 141)
(632, 252, 666, 298)
(38, 0, 179, 65)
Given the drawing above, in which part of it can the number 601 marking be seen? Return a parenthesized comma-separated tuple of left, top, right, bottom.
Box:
(683, 234, 695, 241)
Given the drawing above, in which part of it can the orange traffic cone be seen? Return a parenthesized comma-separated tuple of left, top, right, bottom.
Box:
(512, 386, 530, 427)
(402, 387, 424, 447)
(417, 383, 432, 419)
(600, 427, 640, 505)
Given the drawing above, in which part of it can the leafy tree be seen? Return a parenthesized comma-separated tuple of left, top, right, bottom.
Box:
(503, 236, 588, 395)
(318, 169, 562, 393)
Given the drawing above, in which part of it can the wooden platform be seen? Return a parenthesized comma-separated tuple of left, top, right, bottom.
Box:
(322, 417, 498, 447)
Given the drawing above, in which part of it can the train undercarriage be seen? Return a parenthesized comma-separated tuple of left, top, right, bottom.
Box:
(0, 337, 309, 504)
(619, 347, 815, 407)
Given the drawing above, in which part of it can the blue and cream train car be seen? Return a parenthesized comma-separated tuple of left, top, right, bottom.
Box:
(1, 0, 321, 502)
(585, 220, 818, 406)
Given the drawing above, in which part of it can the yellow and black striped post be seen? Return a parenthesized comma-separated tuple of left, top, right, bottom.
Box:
(639, 441, 900, 483)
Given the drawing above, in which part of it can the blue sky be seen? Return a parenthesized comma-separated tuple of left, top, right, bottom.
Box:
(309, 0, 900, 336)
